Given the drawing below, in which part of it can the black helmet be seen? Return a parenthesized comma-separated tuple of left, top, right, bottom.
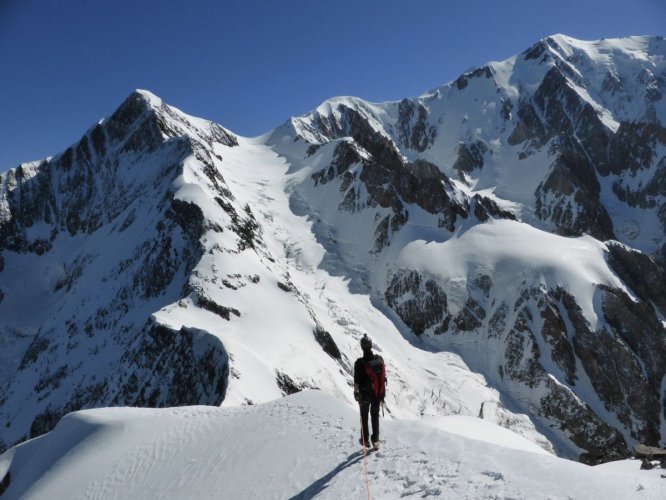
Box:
(360, 334, 372, 351)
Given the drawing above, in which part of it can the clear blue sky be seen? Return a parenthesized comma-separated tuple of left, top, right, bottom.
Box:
(1, 0, 664, 169)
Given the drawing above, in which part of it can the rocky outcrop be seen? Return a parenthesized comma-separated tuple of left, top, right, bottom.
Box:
(0, 94, 191, 254)
(311, 138, 471, 249)
(502, 307, 628, 464)
(20, 320, 229, 448)
(453, 141, 487, 174)
(385, 270, 448, 335)
(605, 121, 666, 176)
(313, 326, 342, 360)
(313, 105, 405, 171)
(453, 65, 494, 91)
(310, 120, 519, 252)
(606, 242, 666, 315)
(396, 99, 437, 152)
(535, 149, 615, 240)
(113, 322, 229, 407)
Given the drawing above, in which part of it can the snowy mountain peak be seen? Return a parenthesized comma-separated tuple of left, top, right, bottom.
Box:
(524, 34, 664, 63)
(133, 88, 163, 107)
(106, 89, 238, 151)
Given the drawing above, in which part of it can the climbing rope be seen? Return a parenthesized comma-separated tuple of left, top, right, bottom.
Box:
(359, 414, 372, 500)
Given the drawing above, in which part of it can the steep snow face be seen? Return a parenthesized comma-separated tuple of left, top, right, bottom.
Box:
(0, 391, 663, 500)
(166, 133, 548, 443)
(265, 35, 666, 460)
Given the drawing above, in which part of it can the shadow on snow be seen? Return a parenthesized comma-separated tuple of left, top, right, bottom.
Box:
(288, 451, 364, 499)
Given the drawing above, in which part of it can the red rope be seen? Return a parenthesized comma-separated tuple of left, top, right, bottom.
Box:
(360, 414, 372, 500)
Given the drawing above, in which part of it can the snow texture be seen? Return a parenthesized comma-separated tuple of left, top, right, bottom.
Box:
(0, 391, 663, 500)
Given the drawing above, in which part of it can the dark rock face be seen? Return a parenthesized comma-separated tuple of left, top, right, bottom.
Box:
(509, 65, 620, 239)
(276, 371, 302, 395)
(550, 286, 662, 448)
(535, 149, 615, 240)
(309, 113, 518, 252)
(502, 307, 627, 464)
(311, 138, 471, 250)
(313, 326, 342, 360)
(195, 293, 241, 321)
(454, 65, 494, 91)
(599, 286, 666, 423)
(509, 63, 665, 244)
(452, 297, 485, 333)
(539, 298, 576, 385)
(275, 370, 317, 396)
(606, 242, 666, 315)
(453, 141, 488, 174)
(0, 103, 183, 255)
(538, 384, 628, 465)
(470, 195, 516, 222)
(522, 40, 549, 61)
(113, 322, 229, 407)
(385, 270, 448, 335)
(396, 99, 437, 152)
(313, 105, 405, 171)
(605, 121, 666, 176)
(22, 320, 230, 446)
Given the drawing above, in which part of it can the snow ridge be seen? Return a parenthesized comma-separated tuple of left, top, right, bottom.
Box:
(0, 391, 663, 499)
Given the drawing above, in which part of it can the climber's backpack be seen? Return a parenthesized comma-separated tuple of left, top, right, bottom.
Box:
(364, 355, 386, 400)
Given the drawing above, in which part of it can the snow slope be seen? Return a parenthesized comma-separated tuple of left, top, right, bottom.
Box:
(1, 390, 662, 500)
(161, 133, 550, 442)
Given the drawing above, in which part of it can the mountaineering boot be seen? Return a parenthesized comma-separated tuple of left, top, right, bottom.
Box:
(359, 438, 370, 448)
(372, 440, 380, 451)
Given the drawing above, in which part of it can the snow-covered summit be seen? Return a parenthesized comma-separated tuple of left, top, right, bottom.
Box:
(133, 88, 163, 107)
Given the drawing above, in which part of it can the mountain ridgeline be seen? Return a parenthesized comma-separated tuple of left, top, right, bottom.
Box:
(1, 35, 665, 463)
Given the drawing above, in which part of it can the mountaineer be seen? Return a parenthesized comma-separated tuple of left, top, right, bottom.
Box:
(353, 334, 386, 450)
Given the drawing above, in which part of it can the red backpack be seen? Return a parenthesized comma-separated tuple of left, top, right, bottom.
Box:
(364, 356, 386, 400)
